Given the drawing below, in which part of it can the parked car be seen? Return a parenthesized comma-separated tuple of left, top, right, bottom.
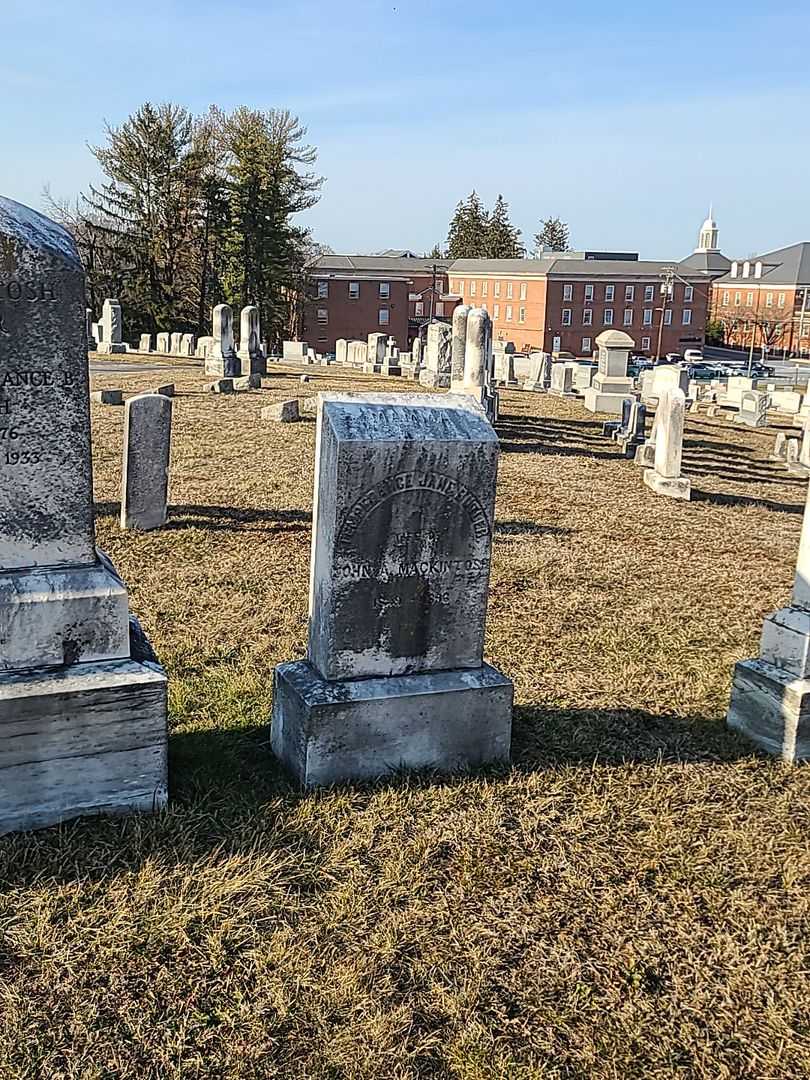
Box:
(664, 352, 682, 364)
(687, 362, 725, 380)
(683, 349, 704, 364)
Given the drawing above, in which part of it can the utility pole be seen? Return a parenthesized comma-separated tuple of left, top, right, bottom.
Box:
(430, 263, 437, 321)
(655, 266, 675, 363)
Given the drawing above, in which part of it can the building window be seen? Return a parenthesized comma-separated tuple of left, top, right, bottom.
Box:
(722, 291, 729, 306)
(684, 285, 693, 302)
(520, 282, 527, 300)
(493, 304, 500, 318)
(604, 309, 614, 325)
(766, 292, 774, 306)
(506, 282, 513, 299)
(644, 285, 655, 302)
(747, 292, 754, 306)
(584, 284, 594, 302)
(414, 302, 424, 316)
(379, 308, 389, 325)
(481, 282, 488, 297)
(505, 305, 513, 321)
(682, 310, 692, 325)
(435, 302, 444, 316)
(605, 284, 615, 301)
(518, 306, 526, 323)
(582, 337, 592, 353)
(664, 309, 672, 325)
(379, 282, 390, 299)
(469, 280, 477, 296)
(641, 336, 651, 350)
(778, 292, 786, 306)
(348, 281, 359, 299)
(734, 291, 741, 306)
(457, 281, 464, 295)
(494, 281, 501, 297)
(623, 309, 633, 326)
(563, 283, 573, 301)
(317, 280, 328, 298)
(317, 308, 328, 324)
(583, 309, 592, 325)
(562, 308, 572, 326)
(643, 309, 653, 326)
(625, 285, 635, 301)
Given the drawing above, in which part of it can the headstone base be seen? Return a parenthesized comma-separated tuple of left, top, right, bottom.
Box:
(419, 371, 450, 389)
(0, 656, 168, 835)
(271, 659, 513, 787)
(760, 607, 810, 676)
(0, 556, 130, 672)
(643, 469, 691, 501)
(583, 389, 634, 415)
(727, 658, 810, 763)
(522, 382, 548, 393)
(205, 355, 239, 378)
(238, 352, 268, 377)
(96, 343, 127, 355)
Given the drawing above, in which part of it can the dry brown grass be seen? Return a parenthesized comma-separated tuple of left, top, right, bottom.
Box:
(1, 361, 809, 1079)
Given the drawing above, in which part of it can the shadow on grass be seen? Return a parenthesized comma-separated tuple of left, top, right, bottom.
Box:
(93, 502, 311, 532)
(690, 488, 806, 513)
(495, 520, 573, 538)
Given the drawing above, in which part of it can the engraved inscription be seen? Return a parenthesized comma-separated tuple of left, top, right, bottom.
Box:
(0, 280, 59, 303)
(0, 369, 73, 467)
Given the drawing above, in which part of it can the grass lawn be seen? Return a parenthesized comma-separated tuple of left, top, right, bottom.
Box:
(1, 361, 809, 1079)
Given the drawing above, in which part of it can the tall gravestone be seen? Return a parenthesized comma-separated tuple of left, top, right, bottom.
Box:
(121, 393, 173, 531)
(237, 305, 266, 376)
(643, 386, 691, 500)
(156, 332, 170, 354)
(97, 297, 127, 354)
(86, 308, 97, 351)
(583, 329, 635, 415)
(412, 335, 423, 370)
(206, 304, 239, 377)
(272, 392, 513, 786)
(727, 480, 810, 761)
(139, 333, 152, 353)
(335, 339, 348, 365)
(0, 197, 168, 834)
(450, 304, 471, 391)
(460, 307, 497, 422)
(170, 331, 182, 354)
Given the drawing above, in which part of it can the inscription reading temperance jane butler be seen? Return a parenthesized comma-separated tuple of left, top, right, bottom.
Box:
(0, 279, 65, 468)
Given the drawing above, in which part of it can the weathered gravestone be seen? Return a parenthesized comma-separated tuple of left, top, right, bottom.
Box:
(283, 341, 308, 361)
(97, 297, 127, 354)
(733, 390, 770, 428)
(549, 362, 575, 397)
(271, 392, 513, 786)
(180, 333, 195, 357)
(583, 329, 635, 415)
(237, 305, 266, 376)
(727, 479, 810, 761)
(450, 304, 471, 391)
(643, 386, 691, 500)
(156, 332, 170, 354)
(205, 303, 239, 377)
(461, 308, 497, 423)
(170, 331, 183, 355)
(120, 393, 173, 531)
(524, 351, 552, 393)
(138, 333, 152, 353)
(0, 196, 168, 834)
(419, 322, 452, 388)
(335, 339, 348, 366)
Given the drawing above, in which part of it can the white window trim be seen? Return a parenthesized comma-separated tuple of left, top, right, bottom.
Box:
(563, 284, 573, 301)
(562, 308, 572, 326)
(603, 309, 614, 326)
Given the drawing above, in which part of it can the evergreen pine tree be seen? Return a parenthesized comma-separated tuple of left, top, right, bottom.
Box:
(485, 194, 523, 258)
(533, 216, 570, 253)
(446, 191, 490, 258)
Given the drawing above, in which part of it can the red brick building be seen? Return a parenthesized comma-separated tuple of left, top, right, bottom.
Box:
(304, 218, 729, 357)
(710, 243, 810, 356)
(301, 255, 457, 353)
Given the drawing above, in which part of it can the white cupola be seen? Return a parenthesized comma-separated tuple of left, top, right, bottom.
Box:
(695, 206, 719, 253)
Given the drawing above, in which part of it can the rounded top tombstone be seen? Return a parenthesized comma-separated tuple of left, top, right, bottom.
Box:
(0, 197, 95, 570)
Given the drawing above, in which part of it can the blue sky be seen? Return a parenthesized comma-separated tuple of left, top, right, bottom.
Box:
(2, 0, 807, 259)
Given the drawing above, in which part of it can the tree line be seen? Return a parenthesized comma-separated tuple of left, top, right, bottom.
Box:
(430, 191, 570, 260)
(48, 102, 323, 345)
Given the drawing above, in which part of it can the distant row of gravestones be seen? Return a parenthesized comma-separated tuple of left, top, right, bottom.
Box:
(0, 195, 807, 841)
